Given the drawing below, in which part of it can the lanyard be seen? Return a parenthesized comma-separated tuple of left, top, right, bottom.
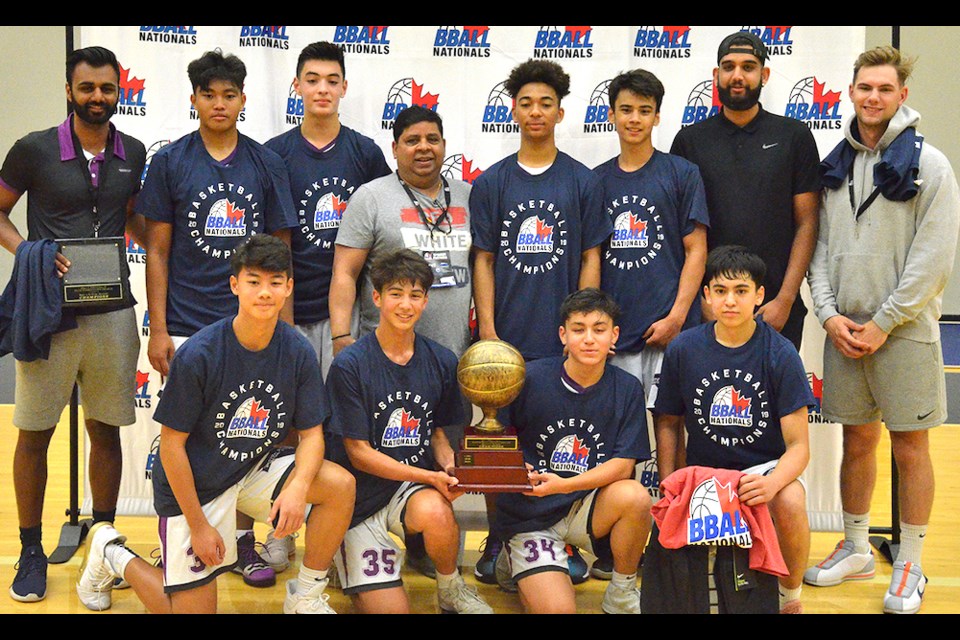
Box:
(848, 164, 881, 221)
(74, 144, 109, 238)
(397, 173, 452, 242)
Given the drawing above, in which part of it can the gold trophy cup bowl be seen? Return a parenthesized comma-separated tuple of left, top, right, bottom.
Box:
(453, 340, 531, 492)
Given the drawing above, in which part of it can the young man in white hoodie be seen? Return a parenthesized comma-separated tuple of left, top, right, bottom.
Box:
(805, 45, 960, 615)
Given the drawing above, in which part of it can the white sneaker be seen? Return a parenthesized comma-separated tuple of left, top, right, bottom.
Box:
(803, 540, 875, 587)
(494, 545, 517, 593)
(263, 529, 298, 573)
(883, 561, 927, 614)
(438, 573, 493, 614)
(601, 582, 641, 614)
(283, 578, 336, 614)
(77, 522, 126, 611)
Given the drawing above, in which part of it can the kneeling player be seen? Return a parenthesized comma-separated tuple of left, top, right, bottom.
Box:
(654, 245, 815, 614)
(325, 249, 492, 614)
(76, 235, 355, 614)
(494, 288, 652, 614)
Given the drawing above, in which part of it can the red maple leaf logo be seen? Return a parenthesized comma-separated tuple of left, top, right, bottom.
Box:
(462, 157, 483, 184)
(400, 409, 421, 435)
(135, 370, 150, 391)
(411, 81, 440, 110)
(572, 436, 591, 461)
(731, 389, 752, 413)
(766, 25, 792, 43)
(662, 26, 691, 43)
(714, 478, 739, 513)
(629, 214, 647, 235)
(367, 26, 389, 39)
(462, 26, 489, 43)
(119, 65, 145, 94)
(813, 78, 842, 109)
(712, 81, 723, 109)
(565, 26, 591, 44)
(808, 372, 823, 401)
(225, 201, 245, 223)
(535, 218, 553, 239)
(331, 195, 347, 215)
(249, 399, 270, 424)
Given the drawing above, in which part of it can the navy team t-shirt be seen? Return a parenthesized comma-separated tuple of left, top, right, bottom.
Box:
(654, 320, 815, 471)
(595, 151, 710, 352)
(325, 332, 464, 526)
(264, 126, 391, 325)
(494, 357, 651, 540)
(470, 152, 611, 359)
(151, 317, 329, 516)
(137, 131, 298, 337)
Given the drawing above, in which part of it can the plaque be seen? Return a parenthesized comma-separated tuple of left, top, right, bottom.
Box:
(452, 339, 532, 493)
(57, 237, 128, 307)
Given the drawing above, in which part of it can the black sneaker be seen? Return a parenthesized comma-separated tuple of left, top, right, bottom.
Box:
(590, 555, 613, 580)
(567, 545, 589, 585)
(405, 532, 436, 579)
(473, 536, 502, 585)
(9, 545, 47, 602)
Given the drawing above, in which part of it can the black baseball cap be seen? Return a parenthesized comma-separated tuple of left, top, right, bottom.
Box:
(717, 31, 768, 65)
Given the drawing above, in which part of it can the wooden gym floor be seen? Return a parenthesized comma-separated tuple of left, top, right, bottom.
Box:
(0, 404, 958, 616)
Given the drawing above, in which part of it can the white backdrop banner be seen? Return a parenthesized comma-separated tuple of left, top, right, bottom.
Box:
(78, 25, 863, 531)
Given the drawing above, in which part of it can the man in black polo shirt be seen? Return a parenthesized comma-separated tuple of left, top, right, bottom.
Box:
(0, 46, 146, 604)
(670, 31, 820, 351)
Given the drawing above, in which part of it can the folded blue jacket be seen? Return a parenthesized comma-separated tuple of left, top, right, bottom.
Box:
(820, 125, 923, 202)
(0, 239, 77, 361)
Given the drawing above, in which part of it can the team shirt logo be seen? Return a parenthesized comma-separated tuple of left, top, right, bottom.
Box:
(693, 368, 770, 451)
(687, 477, 753, 546)
(205, 200, 246, 236)
(710, 385, 753, 427)
(374, 391, 433, 466)
(550, 434, 591, 474)
(605, 195, 665, 269)
(382, 408, 422, 448)
(516, 216, 554, 253)
(611, 212, 649, 248)
(226, 397, 271, 439)
(215, 381, 287, 463)
(314, 193, 346, 230)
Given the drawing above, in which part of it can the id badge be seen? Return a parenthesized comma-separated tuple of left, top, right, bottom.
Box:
(422, 250, 456, 288)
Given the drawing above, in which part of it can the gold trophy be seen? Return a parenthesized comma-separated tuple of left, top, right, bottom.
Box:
(453, 339, 532, 492)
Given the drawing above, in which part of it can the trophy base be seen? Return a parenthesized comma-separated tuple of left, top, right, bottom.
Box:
(453, 427, 532, 493)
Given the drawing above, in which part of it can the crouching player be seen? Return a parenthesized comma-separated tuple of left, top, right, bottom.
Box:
(654, 245, 815, 613)
(494, 288, 652, 614)
(76, 234, 355, 614)
(324, 248, 492, 614)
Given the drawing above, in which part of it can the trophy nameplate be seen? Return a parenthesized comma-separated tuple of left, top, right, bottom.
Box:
(452, 340, 532, 493)
(58, 237, 128, 307)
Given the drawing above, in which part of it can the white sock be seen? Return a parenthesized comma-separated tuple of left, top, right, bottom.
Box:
(436, 569, 460, 590)
(842, 511, 871, 554)
(297, 564, 329, 593)
(611, 570, 637, 590)
(896, 521, 928, 566)
(105, 542, 138, 578)
(236, 529, 253, 540)
(779, 583, 802, 607)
